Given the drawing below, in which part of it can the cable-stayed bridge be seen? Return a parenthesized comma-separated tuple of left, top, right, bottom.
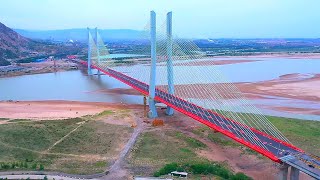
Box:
(79, 11, 320, 180)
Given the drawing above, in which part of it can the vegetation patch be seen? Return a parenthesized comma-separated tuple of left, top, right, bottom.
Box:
(153, 162, 252, 180)
(175, 132, 207, 149)
(92, 110, 114, 118)
(129, 130, 214, 177)
(7, 119, 32, 123)
(207, 133, 238, 147)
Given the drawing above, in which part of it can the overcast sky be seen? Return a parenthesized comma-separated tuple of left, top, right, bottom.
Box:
(1, 0, 320, 38)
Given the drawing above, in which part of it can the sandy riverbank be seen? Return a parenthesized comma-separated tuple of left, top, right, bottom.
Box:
(0, 100, 142, 120)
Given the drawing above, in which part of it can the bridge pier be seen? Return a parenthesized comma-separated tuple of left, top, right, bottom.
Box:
(278, 164, 289, 180)
(290, 167, 300, 180)
(148, 10, 158, 118)
(278, 164, 301, 180)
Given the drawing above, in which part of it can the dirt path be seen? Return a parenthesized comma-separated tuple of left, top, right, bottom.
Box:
(103, 117, 145, 180)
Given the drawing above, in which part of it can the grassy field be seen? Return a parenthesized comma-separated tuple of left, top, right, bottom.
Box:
(127, 129, 250, 179)
(0, 111, 133, 174)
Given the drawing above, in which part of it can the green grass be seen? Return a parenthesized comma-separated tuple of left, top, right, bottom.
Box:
(0, 116, 133, 174)
(207, 133, 238, 147)
(129, 130, 212, 177)
(0, 118, 83, 152)
(7, 119, 32, 123)
(51, 120, 133, 155)
(129, 130, 204, 165)
(175, 132, 207, 149)
(129, 129, 252, 179)
(92, 110, 114, 118)
(0, 118, 9, 121)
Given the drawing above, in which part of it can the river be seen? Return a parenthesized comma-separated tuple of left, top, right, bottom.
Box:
(0, 56, 319, 120)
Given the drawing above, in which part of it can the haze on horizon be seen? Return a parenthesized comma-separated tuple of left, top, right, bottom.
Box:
(1, 0, 320, 39)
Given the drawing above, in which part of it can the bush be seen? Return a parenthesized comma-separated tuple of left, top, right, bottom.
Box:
(231, 172, 252, 180)
(24, 162, 28, 168)
(153, 162, 179, 176)
(153, 171, 161, 177)
(154, 162, 237, 179)
(39, 164, 44, 170)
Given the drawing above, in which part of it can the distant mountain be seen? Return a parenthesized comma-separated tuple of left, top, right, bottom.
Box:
(14, 28, 146, 42)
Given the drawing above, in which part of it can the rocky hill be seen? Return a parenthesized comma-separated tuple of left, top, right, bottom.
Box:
(0, 22, 37, 63)
(0, 22, 83, 66)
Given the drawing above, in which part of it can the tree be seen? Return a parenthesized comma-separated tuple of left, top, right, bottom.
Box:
(39, 164, 44, 171)
(24, 162, 28, 168)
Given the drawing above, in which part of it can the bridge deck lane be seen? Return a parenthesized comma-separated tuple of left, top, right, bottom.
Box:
(86, 63, 320, 178)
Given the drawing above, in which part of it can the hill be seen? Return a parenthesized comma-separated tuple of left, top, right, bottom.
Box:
(14, 28, 145, 42)
(0, 22, 50, 65)
(0, 22, 84, 66)
(0, 22, 37, 60)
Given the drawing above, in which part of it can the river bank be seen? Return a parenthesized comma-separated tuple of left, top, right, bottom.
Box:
(0, 100, 142, 120)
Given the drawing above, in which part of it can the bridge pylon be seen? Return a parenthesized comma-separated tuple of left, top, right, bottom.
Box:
(165, 11, 174, 116)
(148, 10, 158, 118)
(87, 27, 93, 75)
(148, 11, 175, 118)
(94, 27, 101, 75)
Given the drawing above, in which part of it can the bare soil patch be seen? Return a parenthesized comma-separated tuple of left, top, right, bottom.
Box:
(0, 100, 142, 120)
